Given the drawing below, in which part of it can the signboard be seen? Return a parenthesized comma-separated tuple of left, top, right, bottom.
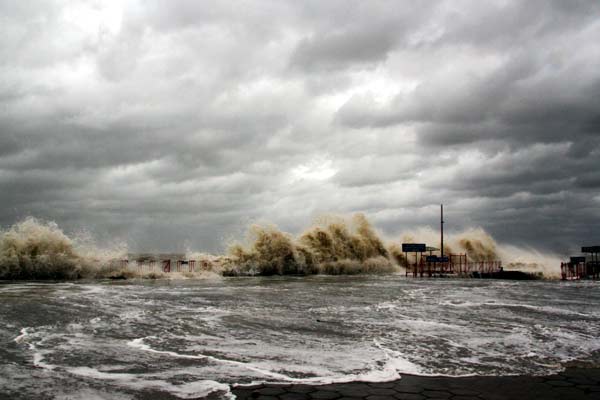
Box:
(570, 256, 586, 264)
(402, 243, 426, 253)
(582, 246, 600, 253)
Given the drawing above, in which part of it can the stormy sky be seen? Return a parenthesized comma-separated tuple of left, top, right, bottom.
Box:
(1, 0, 599, 254)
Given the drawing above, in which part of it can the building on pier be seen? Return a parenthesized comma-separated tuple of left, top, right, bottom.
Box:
(401, 204, 503, 278)
(118, 253, 216, 273)
(561, 246, 600, 280)
(401, 246, 502, 278)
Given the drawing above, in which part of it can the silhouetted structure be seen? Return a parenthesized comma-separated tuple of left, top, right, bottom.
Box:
(404, 252, 502, 277)
(561, 246, 600, 280)
(403, 205, 503, 278)
(118, 254, 213, 274)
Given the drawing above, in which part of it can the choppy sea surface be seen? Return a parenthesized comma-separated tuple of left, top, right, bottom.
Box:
(1, 276, 599, 399)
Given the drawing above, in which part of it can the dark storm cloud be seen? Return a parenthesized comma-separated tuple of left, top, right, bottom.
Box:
(290, 25, 398, 71)
(288, 3, 437, 72)
(0, 0, 599, 254)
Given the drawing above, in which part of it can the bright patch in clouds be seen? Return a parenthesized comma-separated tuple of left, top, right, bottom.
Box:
(63, 2, 123, 35)
(319, 68, 417, 111)
(291, 159, 337, 181)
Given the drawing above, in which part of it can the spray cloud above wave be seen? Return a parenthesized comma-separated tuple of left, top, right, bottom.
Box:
(225, 214, 393, 275)
(0, 217, 127, 280)
(0, 215, 561, 279)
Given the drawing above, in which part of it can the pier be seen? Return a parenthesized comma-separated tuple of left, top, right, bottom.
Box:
(561, 246, 600, 280)
(402, 205, 503, 278)
(404, 252, 503, 277)
(116, 253, 214, 274)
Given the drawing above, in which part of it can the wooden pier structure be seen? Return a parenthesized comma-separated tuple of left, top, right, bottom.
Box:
(117, 254, 214, 274)
(401, 205, 503, 278)
(405, 253, 502, 277)
(561, 246, 600, 280)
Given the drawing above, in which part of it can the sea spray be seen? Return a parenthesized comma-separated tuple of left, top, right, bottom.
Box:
(388, 244, 408, 267)
(0, 217, 127, 280)
(400, 227, 499, 261)
(498, 245, 562, 278)
(0, 217, 84, 279)
(225, 219, 557, 276)
(226, 224, 314, 275)
(0, 215, 561, 279)
(300, 214, 389, 262)
(226, 214, 395, 275)
(183, 251, 226, 278)
(398, 226, 561, 276)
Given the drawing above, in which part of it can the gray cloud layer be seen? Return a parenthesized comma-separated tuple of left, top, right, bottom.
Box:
(1, 0, 599, 254)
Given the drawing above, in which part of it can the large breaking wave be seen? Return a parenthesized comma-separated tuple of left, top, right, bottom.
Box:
(0, 215, 561, 279)
(0, 217, 126, 280)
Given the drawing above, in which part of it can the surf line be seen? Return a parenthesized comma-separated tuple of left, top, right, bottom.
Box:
(127, 337, 296, 381)
(128, 337, 411, 386)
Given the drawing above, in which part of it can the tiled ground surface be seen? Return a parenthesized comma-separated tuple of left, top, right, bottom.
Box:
(232, 368, 600, 400)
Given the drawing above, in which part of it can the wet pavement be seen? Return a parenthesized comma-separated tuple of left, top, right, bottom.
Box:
(232, 368, 600, 400)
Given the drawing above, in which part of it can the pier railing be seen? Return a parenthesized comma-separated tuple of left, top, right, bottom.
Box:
(116, 259, 213, 274)
(406, 254, 502, 277)
(561, 261, 600, 280)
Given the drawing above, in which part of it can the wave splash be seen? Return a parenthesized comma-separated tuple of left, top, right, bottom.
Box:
(0, 217, 126, 280)
(397, 226, 561, 277)
(0, 215, 561, 279)
(224, 216, 560, 276)
(225, 214, 394, 275)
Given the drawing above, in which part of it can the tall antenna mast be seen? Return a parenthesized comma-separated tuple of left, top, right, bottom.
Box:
(441, 204, 444, 259)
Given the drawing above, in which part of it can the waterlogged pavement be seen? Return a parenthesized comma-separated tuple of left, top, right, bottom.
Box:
(234, 368, 600, 400)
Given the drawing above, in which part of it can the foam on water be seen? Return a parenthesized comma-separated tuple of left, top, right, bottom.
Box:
(32, 350, 56, 370)
(128, 336, 403, 385)
(13, 327, 30, 344)
(53, 388, 134, 400)
(440, 300, 599, 318)
(66, 367, 234, 399)
(2, 278, 600, 399)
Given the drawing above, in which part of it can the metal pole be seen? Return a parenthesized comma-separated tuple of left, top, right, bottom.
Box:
(441, 204, 444, 260)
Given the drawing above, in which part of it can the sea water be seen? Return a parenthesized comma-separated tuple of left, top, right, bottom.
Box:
(1, 276, 599, 399)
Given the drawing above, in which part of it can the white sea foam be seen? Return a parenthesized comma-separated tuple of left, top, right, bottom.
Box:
(130, 336, 419, 386)
(371, 340, 422, 377)
(128, 338, 206, 360)
(440, 300, 598, 318)
(81, 285, 109, 295)
(66, 367, 234, 399)
(14, 326, 59, 371)
(14, 327, 30, 344)
(54, 388, 134, 400)
(128, 337, 315, 382)
(3, 278, 600, 399)
(32, 350, 56, 370)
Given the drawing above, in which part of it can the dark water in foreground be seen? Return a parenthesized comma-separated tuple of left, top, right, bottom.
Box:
(1, 276, 599, 399)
